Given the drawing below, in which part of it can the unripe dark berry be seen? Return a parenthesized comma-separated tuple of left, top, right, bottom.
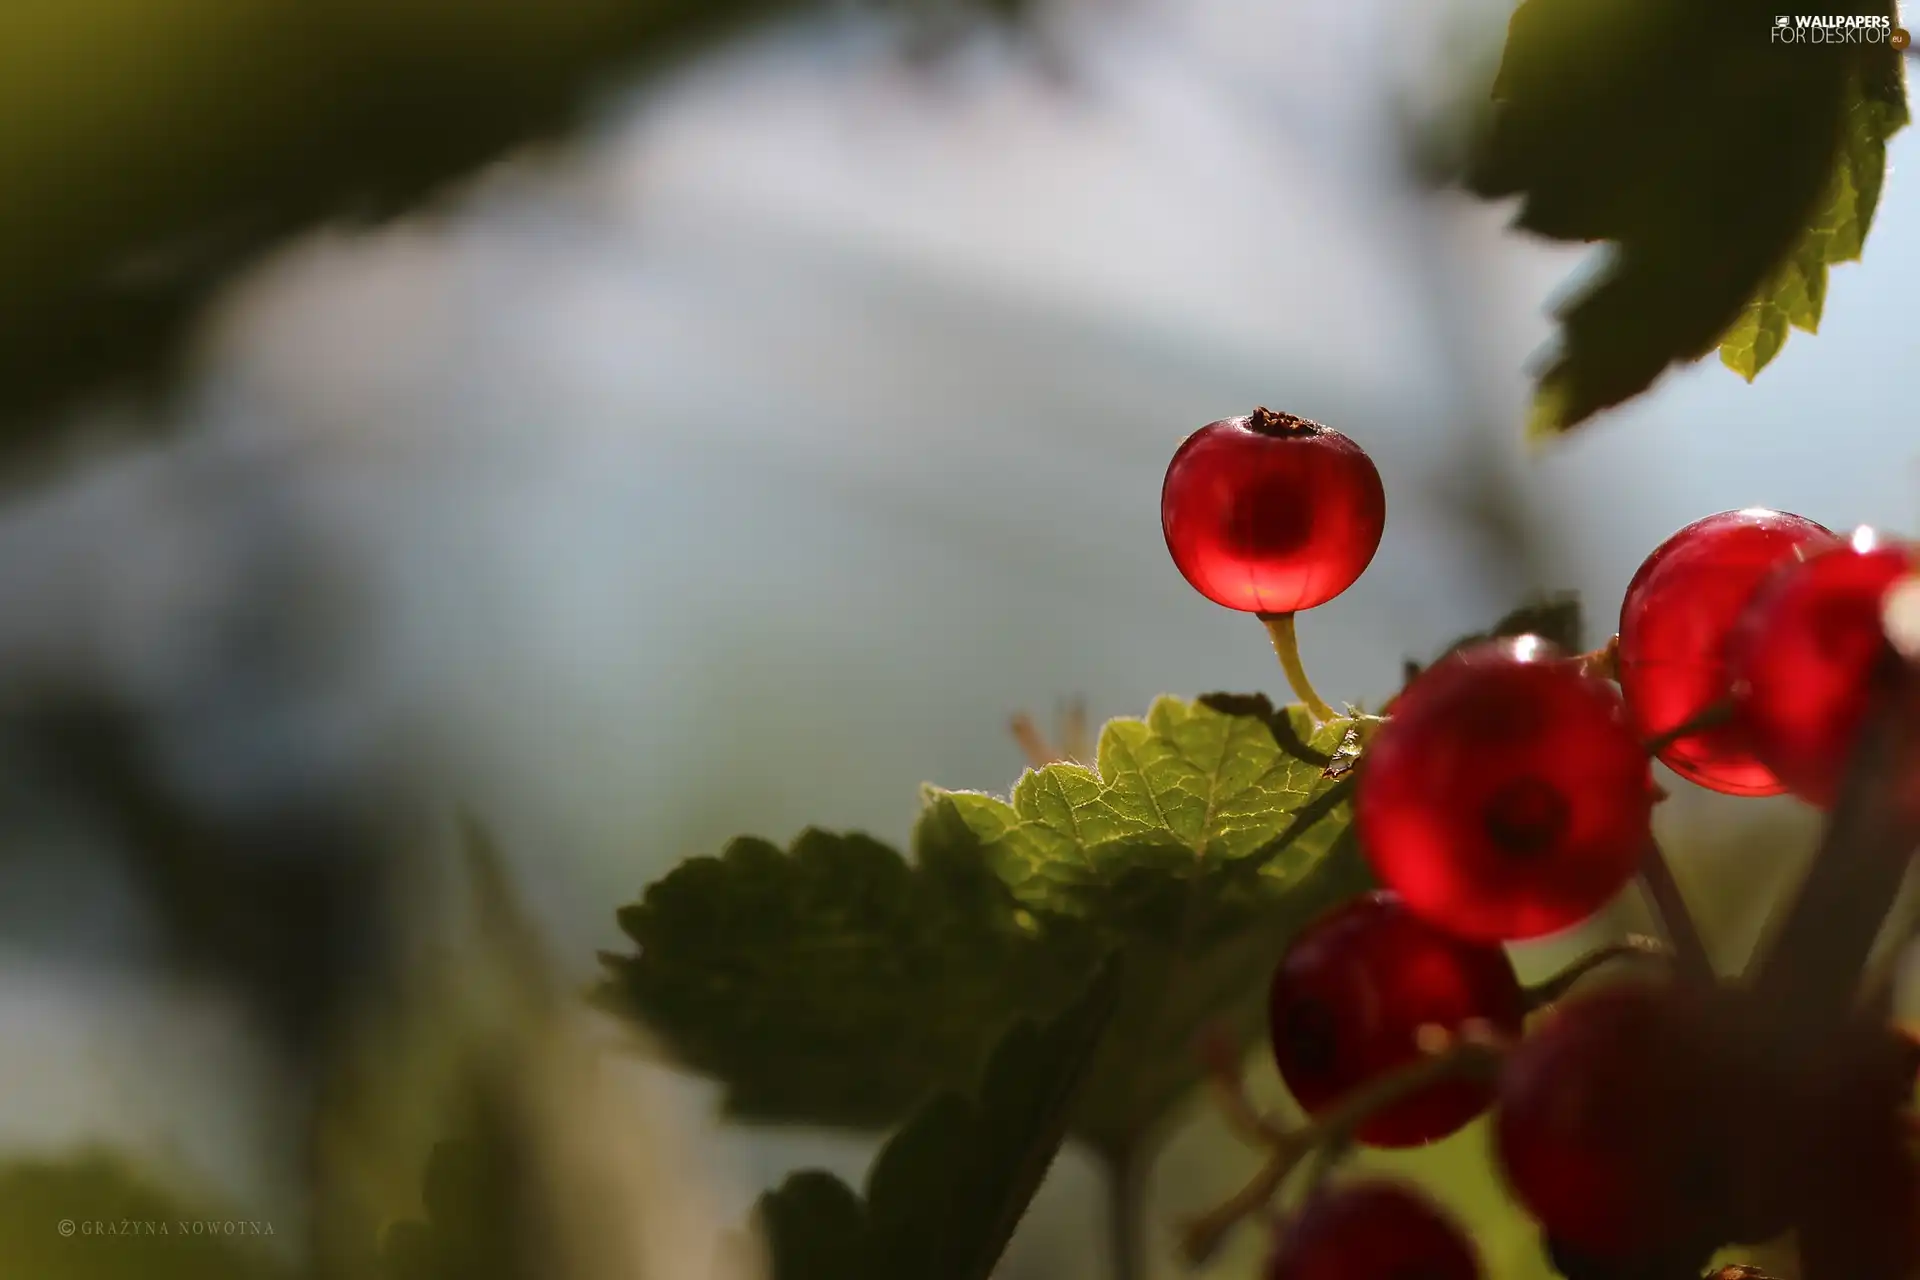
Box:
(1268, 891, 1524, 1147)
(1493, 983, 1726, 1258)
(1161, 408, 1386, 615)
(1264, 1181, 1481, 1280)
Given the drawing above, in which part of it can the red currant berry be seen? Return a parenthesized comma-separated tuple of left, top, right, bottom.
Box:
(1356, 637, 1654, 942)
(1543, 1235, 1714, 1280)
(1265, 1181, 1480, 1280)
(1785, 1022, 1920, 1279)
(1617, 508, 1841, 796)
(1161, 408, 1386, 614)
(1268, 891, 1524, 1147)
(1493, 983, 1724, 1257)
(1796, 1135, 1918, 1280)
(1727, 527, 1918, 808)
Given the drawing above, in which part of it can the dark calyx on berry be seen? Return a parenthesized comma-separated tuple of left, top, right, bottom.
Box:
(1268, 891, 1524, 1147)
(1160, 408, 1386, 614)
(1245, 406, 1325, 437)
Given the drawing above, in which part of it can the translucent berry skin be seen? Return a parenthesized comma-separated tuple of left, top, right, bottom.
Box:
(1268, 891, 1525, 1147)
(1161, 409, 1386, 614)
(1356, 637, 1654, 942)
(1493, 983, 1727, 1258)
(1265, 1181, 1481, 1280)
(1727, 528, 1917, 808)
(1617, 508, 1841, 796)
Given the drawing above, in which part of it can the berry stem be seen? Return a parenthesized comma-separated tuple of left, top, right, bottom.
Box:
(1197, 1024, 1289, 1147)
(1179, 1038, 1506, 1264)
(1521, 935, 1672, 1011)
(1258, 612, 1339, 724)
(1103, 1141, 1145, 1280)
(1637, 837, 1715, 984)
(1640, 698, 1736, 757)
(1576, 634, 1620, 681)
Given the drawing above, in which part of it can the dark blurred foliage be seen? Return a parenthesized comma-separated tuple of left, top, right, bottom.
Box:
(0, 0, 1029, 464)
(1445, 0, 1904, 434)
(17, 684, 405, 1067)
(0, 1152, 289, 1280)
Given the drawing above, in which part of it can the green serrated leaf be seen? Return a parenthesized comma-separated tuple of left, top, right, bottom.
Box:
(1463, 0, 1902, 434)
(933, 696, 1356, 913)
(1721, 51, 1910, 379)
(594, 827, 1087, 1129)
(755, 962, 1120, 1280)
(608, 697, 1367, 1156)
(927, 697, 1367, 1151)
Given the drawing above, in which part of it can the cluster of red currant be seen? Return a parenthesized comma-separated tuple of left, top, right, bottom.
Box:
(1159, 410, 1920, 1280)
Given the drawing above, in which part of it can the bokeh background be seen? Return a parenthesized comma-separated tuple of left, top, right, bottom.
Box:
(0, 0, 1914, 1276)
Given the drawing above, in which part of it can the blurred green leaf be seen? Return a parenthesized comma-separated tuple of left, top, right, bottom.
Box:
(755, 962, 1119, 1280)
(1720, 51, 1910, 378)
(593, 826, 1089, 1129)
(380, 1139, 521, 1280)
(927, 696, 1367, 1152)
(1460, 0, 1903, 435)
(0, 1153, 288, 1280)
(0, 0, 1029, 452)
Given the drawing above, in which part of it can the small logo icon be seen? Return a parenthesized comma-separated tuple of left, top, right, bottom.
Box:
(1775, 13, 1791, 25)
(1895, 26, 1911, 47)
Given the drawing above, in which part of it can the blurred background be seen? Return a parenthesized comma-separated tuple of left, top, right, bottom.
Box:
(0, 0, 1914, 1276)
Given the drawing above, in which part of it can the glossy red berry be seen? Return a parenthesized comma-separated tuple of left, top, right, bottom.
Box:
(1356, 637, 1654, 942)
(1268, 891, 1524, 1147)
(1617, 508, 1842, 796)
(1493, 983, 1727, 1257)
(1161, 408, 1386, 614)
(1265, 1181, 1480, 1280)
(1728, 527, 1918, 808)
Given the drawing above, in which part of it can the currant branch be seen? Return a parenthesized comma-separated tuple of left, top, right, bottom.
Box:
(1178, 1029, 1508, 1266)
(1640, 698, 1737, 759)
(1747, 658, 1920, 1035)
(1521, 935, 1672, 1011)
(1637, 837, 1715, 985)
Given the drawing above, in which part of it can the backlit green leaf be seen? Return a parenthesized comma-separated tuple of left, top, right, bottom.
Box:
(1460, 0, 1904, 434)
